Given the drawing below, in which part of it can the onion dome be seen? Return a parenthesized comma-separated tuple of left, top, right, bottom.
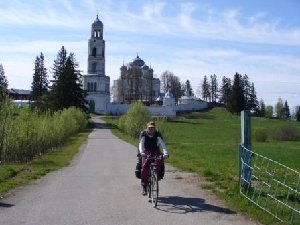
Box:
(132, 55, 145, 67)
(142, 65, 149, 70)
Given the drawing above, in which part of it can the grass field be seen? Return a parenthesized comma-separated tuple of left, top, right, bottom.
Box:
(103, 107, 300, 224)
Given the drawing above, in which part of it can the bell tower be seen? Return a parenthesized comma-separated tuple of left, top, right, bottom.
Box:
(88, 14, 105, 75)
(83, 14, 110, 114)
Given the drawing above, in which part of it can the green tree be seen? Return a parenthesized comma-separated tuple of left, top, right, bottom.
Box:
(296, 106, 300, 121)
(265, 105, 274, 118)
(31, 53, 49, 105)
(258, 99, 266, 117)
(118, 101, 151, 138)
(201, 75, 210, 101)
(248, 82, 259, 114)
(227, 72, 245, 114)
(219, 76, 231, 106)
(275, 98, 284, 119)
(50, 47, 87, 111)
(283, 100, 290, 120)
(0, 63, 8, 101)
(242, 74, 251, 110)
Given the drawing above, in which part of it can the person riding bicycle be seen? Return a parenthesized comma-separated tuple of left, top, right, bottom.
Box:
(139, 121, 169, 196)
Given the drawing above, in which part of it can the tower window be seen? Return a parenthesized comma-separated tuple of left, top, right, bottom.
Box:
(94, 30, 101, 38)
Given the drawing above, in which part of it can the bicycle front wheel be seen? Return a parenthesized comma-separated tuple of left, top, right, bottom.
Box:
(150, 168, 159, 207)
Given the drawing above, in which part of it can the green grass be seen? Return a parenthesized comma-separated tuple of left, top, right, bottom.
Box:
(0, 127, 93, 195)
(102, 108, 300, 225)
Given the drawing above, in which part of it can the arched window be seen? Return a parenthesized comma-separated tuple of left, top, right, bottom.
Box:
(92, 47, 97, 57)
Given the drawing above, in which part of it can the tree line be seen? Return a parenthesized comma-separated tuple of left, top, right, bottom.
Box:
(158, 70, 300, 120)
(0, 47, 88, 163)
(30, 46, 87, 112)
(0, 46, 87, 112)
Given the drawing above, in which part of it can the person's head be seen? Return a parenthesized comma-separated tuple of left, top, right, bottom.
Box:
(146, 121, 156, 135)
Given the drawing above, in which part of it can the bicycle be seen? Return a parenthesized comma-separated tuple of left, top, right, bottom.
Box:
(146, 154, 163, 208)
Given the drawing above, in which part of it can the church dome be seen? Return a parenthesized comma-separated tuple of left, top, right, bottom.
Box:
(142, 65, 149, 70)
(132, 55, 145, 67)
(92, 15, 103, 27)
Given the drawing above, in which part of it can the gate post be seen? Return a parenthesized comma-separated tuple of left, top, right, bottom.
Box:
(241, 110, 251, 150)
(239, 110, 252, 186)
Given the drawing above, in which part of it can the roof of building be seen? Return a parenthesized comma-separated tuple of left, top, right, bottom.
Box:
(9, 89, 31, 95)
(142, 65, 149, 70)
(92, 14, 103, 27)
(164, 90, 174, 98)
(132, 55, 145, 67)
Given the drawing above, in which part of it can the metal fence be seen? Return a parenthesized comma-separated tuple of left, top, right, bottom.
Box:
(239, 144, 300, 224)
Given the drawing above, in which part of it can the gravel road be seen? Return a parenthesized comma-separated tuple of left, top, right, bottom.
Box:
(0, 118, 260, 225)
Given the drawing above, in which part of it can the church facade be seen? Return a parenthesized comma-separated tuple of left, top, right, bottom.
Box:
(83, 15, 110, 114)
(83, 15, 208, 115)
(112, 55, 160, 103)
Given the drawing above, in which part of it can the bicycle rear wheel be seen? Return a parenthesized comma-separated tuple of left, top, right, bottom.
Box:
(150, 168, 159, 207)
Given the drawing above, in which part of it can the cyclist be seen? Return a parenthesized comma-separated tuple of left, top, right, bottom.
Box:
(139, 121, 169, 196)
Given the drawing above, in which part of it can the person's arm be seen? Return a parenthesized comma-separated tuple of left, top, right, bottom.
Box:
(139, 136, 145, 154)
(157, 136, 168, 155)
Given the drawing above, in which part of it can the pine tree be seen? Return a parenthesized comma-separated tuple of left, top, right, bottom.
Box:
(242, 74, 251, 110)
(283, 100, 290, 120)
(50, 47, 87, 111)
(219, 76, 231, 106)
(248, 82, 259, 114)
(0, 63, 8, 101)
(258, 99, 266, 117)
(227, 72, 245, 114)
(201, 75, 210, 101)
(31, 52, 49, 103)
(210, 74, 218, 102)
(296, 106, 300, 121)
(185, 80, 193, 97)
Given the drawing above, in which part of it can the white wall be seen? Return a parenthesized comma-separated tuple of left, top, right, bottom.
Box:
(106, 101, 208, 116)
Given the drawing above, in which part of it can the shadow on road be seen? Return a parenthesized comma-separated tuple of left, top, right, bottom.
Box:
(0, 202, 14, 208)
(155, 196, 235, 214)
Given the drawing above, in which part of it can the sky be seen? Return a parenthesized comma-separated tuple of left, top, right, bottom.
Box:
(0, 0, 300, 110)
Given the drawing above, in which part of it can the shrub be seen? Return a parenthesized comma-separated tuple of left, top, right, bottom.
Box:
(118, 102, 151, 138)
(272, 125, 300, 141)
(0, 105, 88, 163)
(254, 129, 268, 142)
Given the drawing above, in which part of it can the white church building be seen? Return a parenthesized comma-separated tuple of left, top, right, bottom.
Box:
(83, 15, 207, 116)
